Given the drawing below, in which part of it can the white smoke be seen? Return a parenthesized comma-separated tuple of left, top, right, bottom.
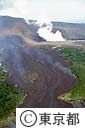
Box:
(37, 21, 66, 42)
(25, 18, 66, 42)
(0, 0, 66, 42)
(0, 0, 85, 23)
(25, 19, 37, 25)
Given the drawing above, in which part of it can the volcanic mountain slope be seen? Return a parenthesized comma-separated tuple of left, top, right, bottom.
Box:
(0, 16, 45, 42)
(0, 34, 77, 107)
(0, 16, 85, 41)
(52, 21, 85, 40)
(0, 16, 84, 108)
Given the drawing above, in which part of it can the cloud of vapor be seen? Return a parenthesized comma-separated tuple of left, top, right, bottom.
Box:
(0, 0, 13, 9)
(0, 0, 85, 23)
(37, 22, 66, 42)
(0, 0, 30, 18)
(0, 0, 66, 42)
(25, 18, 66, 42)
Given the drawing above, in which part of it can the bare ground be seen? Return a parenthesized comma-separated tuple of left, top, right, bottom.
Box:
(0, 35, 80, 108)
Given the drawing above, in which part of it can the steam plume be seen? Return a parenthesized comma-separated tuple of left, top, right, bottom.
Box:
(37, 21, 66, 42)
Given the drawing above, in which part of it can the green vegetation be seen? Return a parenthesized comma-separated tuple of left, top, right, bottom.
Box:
(58, 47, 85, 101)
(59, 47, 85, 64)
(24, 72, 38, 84)
(0, 65, 26, 127)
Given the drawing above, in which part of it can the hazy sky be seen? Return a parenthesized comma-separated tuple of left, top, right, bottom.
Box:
(0, 0, 85, 23)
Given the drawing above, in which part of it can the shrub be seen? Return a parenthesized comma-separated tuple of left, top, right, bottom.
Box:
(24, 72, 38, 84)
(0, 65, 26, 127)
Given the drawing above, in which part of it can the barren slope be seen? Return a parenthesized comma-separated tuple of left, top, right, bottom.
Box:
(0, 35, 77, 107)
(0, 16, 81, 107)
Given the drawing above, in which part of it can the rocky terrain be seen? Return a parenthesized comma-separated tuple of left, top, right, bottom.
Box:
(52, 21, 85, 40)
(0, 16, 85, 108)
(0, 34, 76, 108)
